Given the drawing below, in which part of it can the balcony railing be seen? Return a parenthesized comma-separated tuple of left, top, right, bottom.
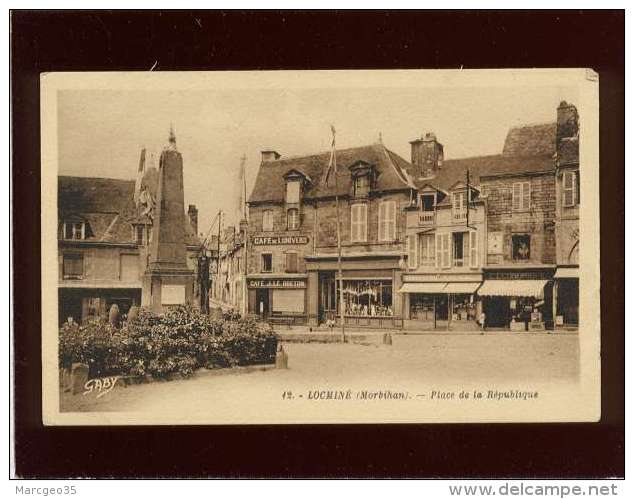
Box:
(418, 211, 435, 225)
(453, 210, 467, 221)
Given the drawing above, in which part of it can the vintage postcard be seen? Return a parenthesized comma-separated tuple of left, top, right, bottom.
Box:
(41, 69, 600, 425)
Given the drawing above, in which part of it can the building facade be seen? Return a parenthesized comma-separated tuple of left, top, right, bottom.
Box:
(247, 143, 415, 327)
(58, 132, 201, 325)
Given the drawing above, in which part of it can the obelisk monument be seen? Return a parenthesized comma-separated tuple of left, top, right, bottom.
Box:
(143, 126, 194, 313)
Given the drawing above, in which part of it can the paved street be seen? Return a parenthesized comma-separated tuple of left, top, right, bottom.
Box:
(62, 333, 579, 417)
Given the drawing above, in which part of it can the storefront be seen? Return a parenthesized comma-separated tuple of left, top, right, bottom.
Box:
(399, 280, 482, 331)
(305, 254, 404, 328)
(246, 275, 307, 324)
(553, 266, 579, 329)
(479, 269, 554, 331)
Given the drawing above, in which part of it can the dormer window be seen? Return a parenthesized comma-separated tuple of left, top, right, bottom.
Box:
(133, 225, 150, 246)
(354, 175, 370, 198)
(286, 180, 301, 204)
(452, 191, 467, 220)
(420, 194, 435, 212)
(62, 221, 86, 240)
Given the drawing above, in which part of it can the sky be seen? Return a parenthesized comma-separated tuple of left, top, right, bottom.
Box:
(57, 82, 577, 235)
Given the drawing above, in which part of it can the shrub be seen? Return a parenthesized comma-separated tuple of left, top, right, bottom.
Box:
(59, 306, 278, 380)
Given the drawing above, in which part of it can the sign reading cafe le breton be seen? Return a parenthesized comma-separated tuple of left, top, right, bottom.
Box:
(248, 279, 306, 289)
(252, 235, 309, 246)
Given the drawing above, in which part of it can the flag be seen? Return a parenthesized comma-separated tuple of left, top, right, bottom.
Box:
(323, 125, 337, 187)
(236, 154, 247, 221)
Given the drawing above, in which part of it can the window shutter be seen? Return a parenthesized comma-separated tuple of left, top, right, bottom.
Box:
(390, 202, 397, 240)
(435, 233, 442, 269)
(575, 171, 580, 204)
(442, 233, 451, 268)
(563, 172, 575, 206)
(362, 204, 368, 242)
(378, 202, 386, 241)
(407, 234, 417, 269)
(512, 183, 521, 211)
(522, 182, 531, 210)
(351, 205, 358, 241)
(469, 231, 478, 268)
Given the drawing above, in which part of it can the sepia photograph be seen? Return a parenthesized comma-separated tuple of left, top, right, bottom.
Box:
(40, 69, 600, 425)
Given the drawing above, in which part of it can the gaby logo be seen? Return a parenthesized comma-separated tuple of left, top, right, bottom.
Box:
(83, 376, 120, 399)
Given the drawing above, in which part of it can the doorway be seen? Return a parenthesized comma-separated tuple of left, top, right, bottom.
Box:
(255, 288, 270, 318)
(319, 272, 337, 323)
(483, 296, 510, 328)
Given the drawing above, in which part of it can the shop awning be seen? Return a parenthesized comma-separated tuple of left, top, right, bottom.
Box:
(477, 280, 548, 298)
(398, 282, 448, 293)
(444, 282, 481, 294)
(554, 267, 578, 279)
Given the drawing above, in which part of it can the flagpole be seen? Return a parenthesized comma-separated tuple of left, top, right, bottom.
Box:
(331, 127, 345, 342)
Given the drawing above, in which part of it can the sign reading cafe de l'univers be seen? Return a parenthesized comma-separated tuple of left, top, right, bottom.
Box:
(252, 235, 309, 246)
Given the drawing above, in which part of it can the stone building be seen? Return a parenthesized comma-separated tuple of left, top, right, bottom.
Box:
(58, 131, 201, 324)
(213, 221, 247, 314)
(399, 103, 577, 331)
(553, 101, 580, 328)
(247, 143, 416, 327)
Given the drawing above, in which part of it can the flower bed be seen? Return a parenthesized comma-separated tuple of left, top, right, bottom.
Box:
(59, 306, 278, 380)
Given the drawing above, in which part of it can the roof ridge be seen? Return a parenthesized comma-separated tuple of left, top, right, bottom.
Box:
(507, 121, 556, 130)
(260, 143, 378, 165)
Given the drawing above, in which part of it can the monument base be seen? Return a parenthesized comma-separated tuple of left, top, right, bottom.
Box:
(142, 268, 195, 314)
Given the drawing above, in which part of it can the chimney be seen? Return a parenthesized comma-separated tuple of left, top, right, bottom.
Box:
(556, 101, 579, 148)
(188, 204, 198, 235)
(261, 150, 281, 162)
(410, 132, 444, 178)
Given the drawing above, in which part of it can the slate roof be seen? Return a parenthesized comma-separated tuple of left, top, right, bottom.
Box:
(58, 175, 200, 246)
(248, 143, 415, 203)
(502, 123, 557, 157)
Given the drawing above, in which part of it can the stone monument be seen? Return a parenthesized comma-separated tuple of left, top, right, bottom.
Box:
(142, 125, 194, 313)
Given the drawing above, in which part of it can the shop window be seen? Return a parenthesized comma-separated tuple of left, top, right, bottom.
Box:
(512, 181, 531, 211)
(350, 203, 367, 242)
(62, 221, 86, 240)
(262, 210, 274, 231)
(341, 280, 392, 317)
(378, 200, 396, 242)
(435, 233, 451, 268)
(563, 171, 579, 207)
(354, 175, 370, 198)
(452, 192, 467, 220)
(261, 253, 273, 272)
(63, 253, 84, 279)
(512, 234, 531, 261)
(287, 208, 300, 230)
(451, 295, 477, 322)
(410, 294, 435, 321)
(419, 233, 435, 267)
(285, 252, 298, 273)
(286, 180, 301, 204)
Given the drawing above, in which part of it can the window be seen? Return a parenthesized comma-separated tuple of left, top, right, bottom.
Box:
(420, 194, 435, 212)
(285, 252, 298, 273)
(63, 221, 85, 240)
(452, 192, 467, 220)
(63, 253, 84, 279)
(134, 225, 145, 245)
(563, 171, 578, 207)
(419, 233, 435, 267)
(286, 181, 300, 204)
(512, 235, 531, 261)
(452, 232, 467, 267)
(469, 231, 478, 268)
(261, 253, 273, 272)
(512, 182, 531, 211)
(407, 234, 418, 269)
(287, 208, 300, 230)
(354, 175, 370, 197)
(378, 201, 396, 242)
(435, 233, 451, 268)
(350, 204, 367, 242)
(262, 210, 274, 231)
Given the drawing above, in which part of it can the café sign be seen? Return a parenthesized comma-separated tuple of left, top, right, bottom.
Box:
(248, 279, 306, 289)
(253, 235, 309, 246)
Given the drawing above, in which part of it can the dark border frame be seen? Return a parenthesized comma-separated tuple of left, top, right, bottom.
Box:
(11, 10, 624, 478)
